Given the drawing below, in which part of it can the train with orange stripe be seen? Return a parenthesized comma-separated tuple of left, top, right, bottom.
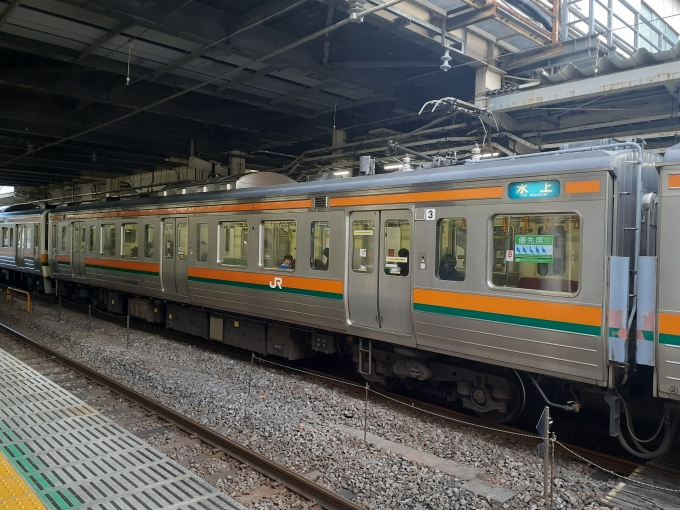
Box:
(2, 139, 680, 458)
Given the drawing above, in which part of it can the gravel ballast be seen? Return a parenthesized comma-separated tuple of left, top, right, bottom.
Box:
(0, 298, 621, 510)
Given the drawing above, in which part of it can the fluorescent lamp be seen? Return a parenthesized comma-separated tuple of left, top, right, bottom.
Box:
(383, 164, 402, 170)
(333, 170, 350, 176)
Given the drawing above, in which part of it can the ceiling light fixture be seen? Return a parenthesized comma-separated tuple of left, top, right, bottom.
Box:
(333, 170, 350, 176)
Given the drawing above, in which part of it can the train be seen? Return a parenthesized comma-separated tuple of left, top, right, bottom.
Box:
(1, 138, 679, 459)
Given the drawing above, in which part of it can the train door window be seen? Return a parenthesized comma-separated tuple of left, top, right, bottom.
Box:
(352, 220, 375, 273)
(52, 225, 56, 249)
(436, 218, 467, 281)
(26, 226, 32, 250)
(122, 224, 138, 258)
(9, 228, 13, 248)
(17, 226, 23, 251)
(164, 224, 174, 259)
(311, 221, 330, 271)
(1, 227, 8, 248)
(384, 219, 410, 276)
(72, 226, 78, 254)
(89, 226, 96, 253)
(177, 223, 188, 260)
(261, 220, 296, 270)
(34, 226, 39, 255)
(219, 221, 248, 267)
(80, 226, 86, 252)
(61, 226, 67, 251)
(491, 214, 581, 294)
(144, 225, 154, 258)
(196, 223, 208, 262)
(102, 224, 115, 256)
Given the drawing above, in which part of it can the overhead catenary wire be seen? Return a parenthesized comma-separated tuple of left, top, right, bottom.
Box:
(4, 2, 680, 177)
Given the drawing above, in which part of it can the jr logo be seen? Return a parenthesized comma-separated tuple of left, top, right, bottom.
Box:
(269, 277, 283, 289)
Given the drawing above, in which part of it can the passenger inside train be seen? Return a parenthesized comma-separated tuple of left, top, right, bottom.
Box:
(439, 253, 464, 281)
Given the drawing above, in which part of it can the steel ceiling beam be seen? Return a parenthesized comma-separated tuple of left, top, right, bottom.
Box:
(445, 4, 496, 31)
(79, 19, 135, 59)
(150, 0, 308, 79)
(0, 0, 21, 27)
(481, 59, 680, 113)
(0, 0, 407, 172)
(270, 79, 338, 105)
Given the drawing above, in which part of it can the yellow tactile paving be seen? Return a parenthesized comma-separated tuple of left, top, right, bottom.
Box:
(0, 455, 46, 510)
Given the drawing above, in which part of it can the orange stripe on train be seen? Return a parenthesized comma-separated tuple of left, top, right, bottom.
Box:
(659, 312, 680, 335)
(84, 257, 160, 273)
(58, 199, 313, 221)
(413, 289, 602, 327)
(329, 186, 503, 207)
(565, 180, 600, 194)
(188, 267, 343, 294)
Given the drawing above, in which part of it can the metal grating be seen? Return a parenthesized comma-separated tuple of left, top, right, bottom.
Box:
(0, 348, 245, 510)
(313, 196, 329, 208)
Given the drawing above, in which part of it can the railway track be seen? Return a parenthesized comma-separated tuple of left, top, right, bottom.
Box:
(13, 293, 680, 505)
(0, 320, 363, 510)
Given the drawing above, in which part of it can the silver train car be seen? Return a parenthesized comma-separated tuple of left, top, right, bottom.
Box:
(1, 139, 679, 458)
(0, 207, 52, 293)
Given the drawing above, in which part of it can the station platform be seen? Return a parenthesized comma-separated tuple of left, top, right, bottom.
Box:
(0, 347, 244, 510)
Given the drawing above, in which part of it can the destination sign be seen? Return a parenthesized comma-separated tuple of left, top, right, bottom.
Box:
(508, 180, 560, 200)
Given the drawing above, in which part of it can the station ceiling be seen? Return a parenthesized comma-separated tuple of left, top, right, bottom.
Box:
(2, 0, 677, 191)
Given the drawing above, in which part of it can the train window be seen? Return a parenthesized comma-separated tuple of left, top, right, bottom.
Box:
(122, 224, 138, 259)
(144, 225, 154, 258)
(89, 226, 96, 253)
(61, 226, 67, 251)
(384, 219, 410, 277)
(262, 220, 296, 270)
(177, 223, 188, 260)
(219, 221, 248, 267)
(436, 218, 467, 282)
(80, 226, 86, 252)
(491, 214, 581, 294)
(164, 224, 174, 259)
(52, 225, 56, 249)
(1, 227, 8, 248)
(196, 223, 208, 263)
(311, 222, 330, 271)
(26, 226, 31, 250)
(102, 224, 116, 256)
(34, 226, 39, 255)
(352, 220, 375, 273)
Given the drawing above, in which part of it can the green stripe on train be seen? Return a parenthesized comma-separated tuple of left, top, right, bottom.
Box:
(188, 275, 343, 300)
(659, 333, 680, 346)
(85, 263, 158, 276)
(414, 303, 601, 336)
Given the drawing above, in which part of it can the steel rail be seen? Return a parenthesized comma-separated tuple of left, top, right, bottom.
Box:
(24, 295, 680, 482)
(0, 321, 363, 510)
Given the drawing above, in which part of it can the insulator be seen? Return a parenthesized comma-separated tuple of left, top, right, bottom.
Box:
(348, 0, 365, 22)
(440, 50, 452, 72)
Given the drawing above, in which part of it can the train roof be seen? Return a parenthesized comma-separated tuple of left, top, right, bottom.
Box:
(660, 142, 680, 166)
(27, 147, 651, 215)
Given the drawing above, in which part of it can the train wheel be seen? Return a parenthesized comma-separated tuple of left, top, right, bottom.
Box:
(475, 369, 526, 424)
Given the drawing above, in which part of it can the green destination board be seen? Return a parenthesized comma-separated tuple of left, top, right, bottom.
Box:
(514, 235, 553, 263)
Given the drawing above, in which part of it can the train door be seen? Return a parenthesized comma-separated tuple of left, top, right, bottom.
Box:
(15, 225, 24, 268)
(71, 222, 86, 277)
(347, 210, 413, 342)
(161, 217, 189, 296)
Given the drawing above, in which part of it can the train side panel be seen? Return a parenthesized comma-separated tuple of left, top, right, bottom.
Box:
(413, 172, 611, 385)
(657, 162, 680, 401)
